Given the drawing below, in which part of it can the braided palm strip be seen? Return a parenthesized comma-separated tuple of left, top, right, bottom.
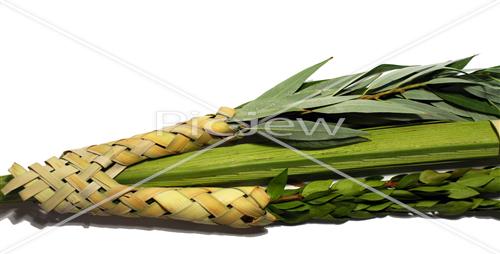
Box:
(1, 107, 276, 227)
(3, 162, 275, 227)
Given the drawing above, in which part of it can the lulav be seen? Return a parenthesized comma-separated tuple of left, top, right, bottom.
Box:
(1, 56, 500, 228)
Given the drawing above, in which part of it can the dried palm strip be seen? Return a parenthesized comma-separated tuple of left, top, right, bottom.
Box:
(2, 163, 274, 228)
(0, 107, 277, 228)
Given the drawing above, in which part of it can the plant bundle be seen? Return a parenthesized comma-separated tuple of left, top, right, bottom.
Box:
(1, 56, 500, 228)
(267, 167, 500, 224)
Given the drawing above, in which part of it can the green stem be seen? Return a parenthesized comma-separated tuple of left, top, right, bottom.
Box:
(2, 121, 499, 205)
(116, 121, 500, 187)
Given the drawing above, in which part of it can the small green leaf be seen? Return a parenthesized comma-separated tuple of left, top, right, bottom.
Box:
(309, 203, 336, 218)
(275, 211, 311, 224)
(482, 178, 500, 192)
(478, 199, 499, 207)
(415, 200, 439, 208)
(332, 179, 366, 196)
(318, 215, 348, 224)
(349, 211, 374, 219)
(287, 204, 311, 212)
(266, 169, 288, 201)
(302, 180, 332, 198)
(358, 190, 393, 201)
(358, 192, 384, 201)
(388, 203, 405, 211)
(419, 170, 451, 185)
(457, 172, 494, 187)
(330, 202, 356, 217)
(308, 193, 341, 205)
(366, 202, 392, 212)
(391, 190, 419, 199)
(302, 190, 331, 201)
(448, 168, 471, 179)
(435, 201, 473, 216)
(447, 183, 480, 199)
(471, 198, 483, 209)
(397, 173, 420, 189)
(354, 203, 371, 211)
(271, 200, 305, 210)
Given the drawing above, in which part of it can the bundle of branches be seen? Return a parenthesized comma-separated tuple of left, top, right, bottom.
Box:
(1, 56, 500, 228)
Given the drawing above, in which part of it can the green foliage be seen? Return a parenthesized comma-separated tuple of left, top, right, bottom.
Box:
(267, 168, 500, 224)
(231, 56, 500, 149)
(254, 57, 333, 100)
(302, 180, 332, 198)
(234, 58, 332, 120)
(266, 169, 288, 201)
(419, 170, 451, 185)
(433, 91, 500, 117)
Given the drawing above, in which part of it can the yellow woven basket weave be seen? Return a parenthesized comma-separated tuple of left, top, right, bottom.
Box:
(1, 107, 276, 228)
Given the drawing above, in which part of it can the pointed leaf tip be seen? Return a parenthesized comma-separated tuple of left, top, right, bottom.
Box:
(267, 169, 288, 201)
(253, 57, 333, 100)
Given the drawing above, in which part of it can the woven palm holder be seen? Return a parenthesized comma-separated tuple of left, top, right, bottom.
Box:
(1, 107, 276, 228)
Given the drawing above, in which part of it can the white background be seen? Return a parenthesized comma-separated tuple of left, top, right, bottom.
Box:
(1, 0, 500, 253)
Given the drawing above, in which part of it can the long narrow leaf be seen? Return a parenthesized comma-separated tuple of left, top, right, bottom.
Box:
(313, 100, 425, 114)
(433, 91, 500, 117)
(253, 57, 332, 100)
